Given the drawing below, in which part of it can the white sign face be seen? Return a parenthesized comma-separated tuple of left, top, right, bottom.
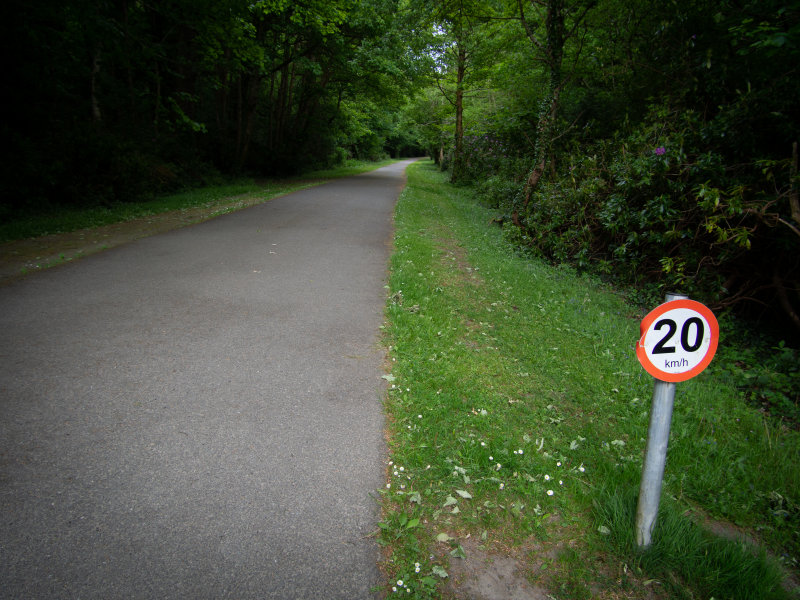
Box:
(636, 299, 719, 382)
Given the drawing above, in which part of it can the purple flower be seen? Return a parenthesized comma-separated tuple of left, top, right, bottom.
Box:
(654, 146, 666, 156)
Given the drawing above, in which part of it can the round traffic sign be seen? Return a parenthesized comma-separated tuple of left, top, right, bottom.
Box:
(636, 299, 719, 382)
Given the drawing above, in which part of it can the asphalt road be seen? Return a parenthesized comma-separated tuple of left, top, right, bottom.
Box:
(0, 159, 417, 599)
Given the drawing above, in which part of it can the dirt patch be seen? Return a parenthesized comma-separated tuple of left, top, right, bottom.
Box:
(437, 527, 678, 600)
(439, 247, 483, 289)
(443, 538, 552, 600)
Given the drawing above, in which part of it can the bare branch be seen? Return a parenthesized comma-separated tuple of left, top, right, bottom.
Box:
(435, 76, 456, 107)
(551, 108, 584, 144)
(517, 0, 543, 51)
(778, 217, 800, 239)
(566, 2, 595, 40)
(791, 141, 800, 224)
(774, 270, 800, 331)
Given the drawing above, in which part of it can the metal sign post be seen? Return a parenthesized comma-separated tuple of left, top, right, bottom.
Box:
(635, 374, 678, 547)
(634, 293, 719, 548)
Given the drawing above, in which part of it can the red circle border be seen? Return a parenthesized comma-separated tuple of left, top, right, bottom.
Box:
(635, 299, 719, 383)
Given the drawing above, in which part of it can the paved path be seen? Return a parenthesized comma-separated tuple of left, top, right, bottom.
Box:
(0, 160, 416, 599)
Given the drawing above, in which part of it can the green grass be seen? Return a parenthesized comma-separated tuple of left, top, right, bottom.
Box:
(0, 158, 401, 243)
(595, 488, 788, 600)
(0, 181, 260, 242)
(379, 161, 799, 599)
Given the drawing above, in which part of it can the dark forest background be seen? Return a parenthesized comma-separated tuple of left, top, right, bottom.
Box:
(2, 0, 799, 347)
(1, 0, 428, 212)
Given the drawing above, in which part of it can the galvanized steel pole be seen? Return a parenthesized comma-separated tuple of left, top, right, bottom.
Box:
(635, 292, 687, 549)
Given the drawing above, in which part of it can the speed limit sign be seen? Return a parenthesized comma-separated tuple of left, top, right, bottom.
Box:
(636, 299, 719, 382)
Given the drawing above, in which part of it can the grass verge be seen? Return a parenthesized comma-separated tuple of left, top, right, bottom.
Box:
(0, 159, 400, 243)
(378, 161, 799, 599)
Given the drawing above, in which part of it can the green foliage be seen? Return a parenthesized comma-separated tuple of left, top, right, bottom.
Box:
(418, 0, 800, 337)
(510, 100, 799, 328)
(712, 328, 800, 423)
(475, 175, 525, 211)
(403, 88, 452, 163)
(492, 97, 800, 409)
(2, 0, 426, 209)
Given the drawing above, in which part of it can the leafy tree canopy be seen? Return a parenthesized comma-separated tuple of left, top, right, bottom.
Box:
(2, 0, 798, 335)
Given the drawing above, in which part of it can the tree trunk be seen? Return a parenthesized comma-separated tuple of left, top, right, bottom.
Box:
(215, 48, 232, 166)
(791, 141, 799, 224)
(237, 75, 262, 171)
(235, 76, 243, 163)
(513, 0, 565, 226)
(153, 60, 161, 136)
(451, 41, 467, 183)
(773, 270, 800, 332)
(91, 46, 102, 123)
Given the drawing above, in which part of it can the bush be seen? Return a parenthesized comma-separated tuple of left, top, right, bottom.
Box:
(474, 175, 524, 211)
(509, 105, 799, 339)
(712, 324, 800, 424)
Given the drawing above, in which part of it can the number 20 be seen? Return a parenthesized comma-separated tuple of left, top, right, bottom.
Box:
(652, 317, 704, 354)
